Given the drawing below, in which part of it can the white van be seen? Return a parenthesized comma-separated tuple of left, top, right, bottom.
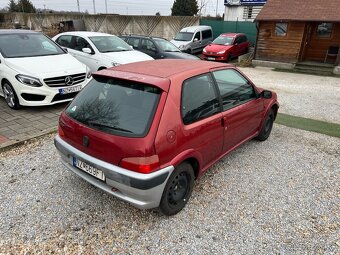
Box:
(171, 26, 213, 54)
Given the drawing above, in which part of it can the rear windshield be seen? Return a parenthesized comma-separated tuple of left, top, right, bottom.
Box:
(66, 77, 162, 137)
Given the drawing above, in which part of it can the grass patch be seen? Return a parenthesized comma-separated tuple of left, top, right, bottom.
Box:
(275, 113, 340, 138)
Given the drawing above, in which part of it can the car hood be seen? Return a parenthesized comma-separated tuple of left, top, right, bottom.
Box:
(170, 40, 190, 48)
(204, 44, 233, 53)
(101, 50, 153, 64)
(5, 54, 86, 78)
(162, 51, 200, 60)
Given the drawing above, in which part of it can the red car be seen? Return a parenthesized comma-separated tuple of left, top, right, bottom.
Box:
(202, 33, 250, 62)
(54, 59, 279, 215)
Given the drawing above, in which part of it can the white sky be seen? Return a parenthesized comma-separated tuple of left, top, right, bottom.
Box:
(0, 0, 226, 16)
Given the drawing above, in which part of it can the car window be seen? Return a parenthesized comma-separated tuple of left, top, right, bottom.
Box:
(141, 39, 157, 52)
(0, 33, 65, 58)
(194, 32, 201, 41)
(56, 35, 73, 48)
(127, 37, 140, 49)
(212, 69, 256, 111)
(153, 38, 180, 52)
(202, 29, 212, 40)
(89, 36, 132, 53)
(66, 76, 161, 137)
(74, 36, 93, 52)
(181, 74, 220, 125)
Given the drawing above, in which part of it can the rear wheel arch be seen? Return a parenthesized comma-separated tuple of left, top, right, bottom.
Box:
(271, 104, 279, 120)
(98, 66, 107, 71)
(183, 157, 200, 179)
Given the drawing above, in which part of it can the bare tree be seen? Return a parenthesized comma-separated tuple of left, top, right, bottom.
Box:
(198, 0, 210, 16)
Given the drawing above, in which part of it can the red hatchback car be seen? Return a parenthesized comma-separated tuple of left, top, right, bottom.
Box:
(202, 33, 250, 62)
(54, 59, 279, 215)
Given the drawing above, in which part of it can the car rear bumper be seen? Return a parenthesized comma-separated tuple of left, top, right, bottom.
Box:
(54, 135, 174, 210)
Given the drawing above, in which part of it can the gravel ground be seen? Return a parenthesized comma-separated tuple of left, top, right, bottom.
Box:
(239, 67, 340, 124)
(0, 125, 339, 254)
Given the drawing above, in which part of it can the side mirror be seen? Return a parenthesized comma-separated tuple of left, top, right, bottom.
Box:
(129, 45, 133, 49)
(261, 90, 272, 99)
(82, 48, 93, 54)
(234, 43, 239, 46)
(63, 47, 68, 52)
(194, 38, 198, 42)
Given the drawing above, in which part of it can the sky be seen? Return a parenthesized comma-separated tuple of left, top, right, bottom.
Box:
(0, 0, 226, 16)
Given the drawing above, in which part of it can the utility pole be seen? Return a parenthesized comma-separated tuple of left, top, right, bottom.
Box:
(216, 0, 218, 17)
(77, 0, 80, 12)
(105, 0, 108, 13)
(93, 0, 96, 14)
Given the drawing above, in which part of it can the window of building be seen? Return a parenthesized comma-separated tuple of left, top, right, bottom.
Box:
(275, 23, 288, 36)
(181, 74, 220, 125)
(316, 23, 333, 38)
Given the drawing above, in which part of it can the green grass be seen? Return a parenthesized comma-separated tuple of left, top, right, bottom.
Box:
(275, 113, 340, 138)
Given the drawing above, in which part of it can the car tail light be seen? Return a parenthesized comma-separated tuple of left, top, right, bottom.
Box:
(58, 125, 65, 138)
(119, 155, 160, 174)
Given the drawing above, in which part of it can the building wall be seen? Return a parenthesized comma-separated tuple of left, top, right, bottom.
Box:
(255, 21, 305, 62)
(224, 5, 264, 22)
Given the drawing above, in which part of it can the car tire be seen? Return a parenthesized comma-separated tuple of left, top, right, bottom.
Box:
(255, 109, 274, 141)
(159, 162, 195, 216)
(2, 82, 21, 110)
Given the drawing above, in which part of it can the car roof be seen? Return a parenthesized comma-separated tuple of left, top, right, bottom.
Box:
(57, 31, 115, 37)
(180, 26, 212, 33)
(220, 33, 245, 37)
(0, 29, 39, 35)
(95, 60, 233, 92)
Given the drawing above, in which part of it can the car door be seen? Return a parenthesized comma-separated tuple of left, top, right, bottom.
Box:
(211, 68, 263, 152)
(181, 73, 224, 168)
(69, 36, 99, 71)
(140, 39, 159, 59)
(201, 29, 213, 48)
(232, 36, 242, 57)
(191, 31, 202, 53)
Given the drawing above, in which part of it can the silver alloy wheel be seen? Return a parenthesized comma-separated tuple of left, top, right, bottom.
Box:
(3, 83, 16, 108)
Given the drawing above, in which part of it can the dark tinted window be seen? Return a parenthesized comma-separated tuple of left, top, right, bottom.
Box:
(202, 29, 212, 39)
(213, 69, 256, 111)
(66, 77, 161, 137)
(141, 39, 157, 52)
(127, 37, 141, 49)
(181, 74, 220, 125)
(56, 35, 73, 48)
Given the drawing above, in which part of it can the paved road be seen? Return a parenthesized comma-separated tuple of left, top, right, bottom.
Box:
(0, 125, 339, 254)
(0, 99, 67, 148)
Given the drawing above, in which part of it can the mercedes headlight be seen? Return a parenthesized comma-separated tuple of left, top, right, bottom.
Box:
(15, 74, 42, 87)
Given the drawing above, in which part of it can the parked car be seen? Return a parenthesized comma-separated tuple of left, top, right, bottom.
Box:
(53, 31, 153, 72)
(202, 33, 250, 62)
(120, 35, 199, 60)
(170, 25, 213, 54)
(54, 59, 279, 215)
(0, 29, 91, 109)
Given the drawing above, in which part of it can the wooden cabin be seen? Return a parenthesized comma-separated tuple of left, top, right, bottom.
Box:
(254, 0, 340, 67)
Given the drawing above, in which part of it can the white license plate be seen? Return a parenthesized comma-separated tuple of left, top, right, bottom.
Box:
(207, 57, 215, 60)
(73, 157, 105, 181)
(59, 85, 82, 95)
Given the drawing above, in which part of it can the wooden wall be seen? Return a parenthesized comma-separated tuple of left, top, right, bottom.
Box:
(255, 21, 305, 63)
(303, 23, 340, 62)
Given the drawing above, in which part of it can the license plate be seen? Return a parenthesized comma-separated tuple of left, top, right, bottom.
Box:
(73, 157, 105, 181)
(207, 57, 215, 60)
(59, 85, 82, 95)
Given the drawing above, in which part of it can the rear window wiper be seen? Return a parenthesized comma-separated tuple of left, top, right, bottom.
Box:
(88, 121, 133, 133)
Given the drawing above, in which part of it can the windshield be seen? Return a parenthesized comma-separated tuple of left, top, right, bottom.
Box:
(153, 38, 180, 52)
(89, 36, 132, 53)
(174, 32, 193, 41)
(0, 33, 65, 58)
(212, 36, 234, 45)
(66, 76, 161, 137)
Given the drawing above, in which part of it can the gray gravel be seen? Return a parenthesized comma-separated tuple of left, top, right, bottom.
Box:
(0, 125, 339, 254)
(239, 67, 340, 124)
